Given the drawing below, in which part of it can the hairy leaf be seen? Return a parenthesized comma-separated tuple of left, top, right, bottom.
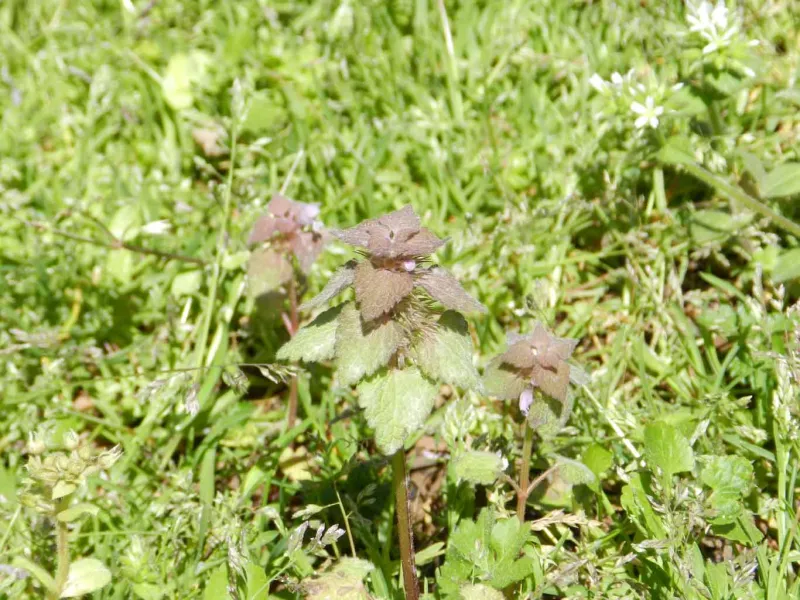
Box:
(644, 423, 695, 477)
(353, 260, 414, 321)
(300, 261, 357, 311)
(461, 585, 503, 600)
(416, 268, 486, 314)
(335, 303, 405, 386)
(277, 304, 344, 363)
(554, 455, 596, 486)
(701, 455, 753, 496)
(412, 311, 480, 391)
(452, 450, 505, 485)
(482, 358, 528, 400)
(356, 367, 437, 455)
(531, 361, 571, 402)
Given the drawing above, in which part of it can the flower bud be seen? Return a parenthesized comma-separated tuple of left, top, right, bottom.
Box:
(64, 430, 80, 451)
(98, 446, 122, 470)
(27, 433, 46, 456)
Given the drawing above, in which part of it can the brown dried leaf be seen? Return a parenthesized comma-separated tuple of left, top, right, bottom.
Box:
(354, 261, 414, 321)
(300, 260, 357, 311)
(415, 268, 486, 314)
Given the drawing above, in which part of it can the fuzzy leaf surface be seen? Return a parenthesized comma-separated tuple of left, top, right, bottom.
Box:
(353, 260, 414, 321)
(482, 358, 528, 400)
(300, 261, 356, 311)
(416, 268, 486, 314)
(452, 451, 504, 486)
(335, 304, 405, 386)
(277, 304, 344, 363)
(356, 367, 437, 455)
(412, 311, 480, 391)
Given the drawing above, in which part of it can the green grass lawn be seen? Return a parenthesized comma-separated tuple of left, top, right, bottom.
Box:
(2, 0, 800, 597)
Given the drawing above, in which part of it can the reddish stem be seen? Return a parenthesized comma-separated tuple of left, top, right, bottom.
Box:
(286, 276, 300, 429)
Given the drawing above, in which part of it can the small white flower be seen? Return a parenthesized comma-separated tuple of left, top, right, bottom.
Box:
(630, 96, 664, 129)
(610, 72, 624, 86)
(141, 219, 172, 235)
(589, 73, 607, 93)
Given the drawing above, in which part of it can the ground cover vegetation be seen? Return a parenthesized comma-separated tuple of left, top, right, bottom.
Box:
(1, 0, 800, 598)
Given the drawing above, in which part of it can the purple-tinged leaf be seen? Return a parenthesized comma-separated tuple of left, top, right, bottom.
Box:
(482, 357, 529, 400)
(354, 261, 414, 321)
(416, 268, 486, 314)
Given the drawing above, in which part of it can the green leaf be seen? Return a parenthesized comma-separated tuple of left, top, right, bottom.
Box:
(277, 304, 344, 363)
(412, 311, 480, 391)
(106, 249, 133, 284)
(132, 583, 166, 600)
(108, 205, 141, 241)
(12, 556, 57, 594)
(203, 564, 232, 600)
(335, 303, 405, 386)
(644, 423, 694, 477)
(482, 358, 528, 400)
(57, 503, 100, 522)
(689, 210, 753, 244)
(60, 558, 112, 598)
(701, 456, 753, 496)
(554, 455, 596, 486)
(161, 51, 211, 110)
(52, 481, 77, 500)
(583, 444, 613, 479)
(245, 561, 268, 600)
(451, 450, 505, 486)
(762, 163, 800, 198)
(658, 135, 694, 166)
(356, 367, 437, 455)
(170, 270, 203, 297)
(772, 248, 800, 283)
(620, 473, 667, 539)
(461, 584, 504, 600)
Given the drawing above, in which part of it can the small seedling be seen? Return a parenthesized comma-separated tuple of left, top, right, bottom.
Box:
(248, 194, 326, 427)
(277, 205, 484, 599)
(484, 322, 584, 521)
(17, 431, 121, 599)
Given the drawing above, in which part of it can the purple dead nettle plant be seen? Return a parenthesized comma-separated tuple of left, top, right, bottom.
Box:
(248, 194, 327, 428)
(277, 205, 485, 600)
(483, 322, 589, 522)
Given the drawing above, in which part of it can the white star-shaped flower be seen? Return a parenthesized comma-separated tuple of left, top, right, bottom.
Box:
(630, 96, 664, 129)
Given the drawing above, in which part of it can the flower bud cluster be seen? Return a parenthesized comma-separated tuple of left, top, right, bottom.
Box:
(20, 431, 122, 511)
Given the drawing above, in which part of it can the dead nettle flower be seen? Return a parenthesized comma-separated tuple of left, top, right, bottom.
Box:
(278, 205, 485, 455)
(248, 194, 326, 293)
(484, 323, 584, 434)
(302, 204, 485, 320)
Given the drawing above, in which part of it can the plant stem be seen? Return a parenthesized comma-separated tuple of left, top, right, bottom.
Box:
(52, 498, 70, 599)
(392, 450, 419, 600)
(286, 276, 300, 429)
(516, 422, 534, 523)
